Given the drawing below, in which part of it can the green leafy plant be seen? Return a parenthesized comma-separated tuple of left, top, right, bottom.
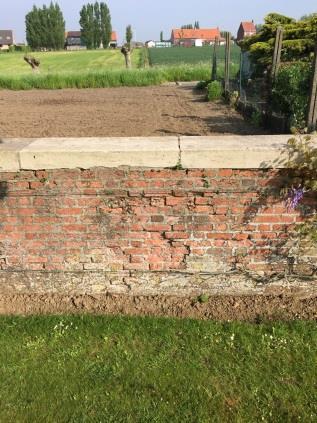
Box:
(250, 110, 263, 127)
(197, 294, 210, 304)
(195, 80, 209, 90)
(207, 80, 223, 101)
(272, 63, 312, 130)
(283, 135, 317, 242)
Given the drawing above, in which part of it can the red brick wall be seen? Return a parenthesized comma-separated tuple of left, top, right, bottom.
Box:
(0, 168, 314, 278)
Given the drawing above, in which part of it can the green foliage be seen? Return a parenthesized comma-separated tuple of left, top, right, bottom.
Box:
(138, 48, 149, 68)
(239, 13, 317, 73)
(195, 80, 209, 90)
(207, 80, 223, 101)
(287, 136, 317, 192)
(272, 63, 312, 129)
(197, 294, 209, 303)
(12, 45, 31, 53)
(284, 136, 317, 243)
(250, 110, 263, 127)
(126, 25, 133, 47)
(25, 2, 65, 50)
(80, 2, 112, 49)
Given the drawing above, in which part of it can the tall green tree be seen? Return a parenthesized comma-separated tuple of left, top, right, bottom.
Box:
(126, 25, 133, 48)
(100, 2, 112, 48)
(80, 2, 112, 49)
(25, 2, 65, 50)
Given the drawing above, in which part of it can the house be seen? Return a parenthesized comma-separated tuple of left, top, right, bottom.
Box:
(0, 30, 13, 51)
(145, 40, 172, 48)
(170, 28, 222, 46)
(155, 41, 172, 48)
(145, 40, 156, 48)
(237, 21, 256, 41)
(65, 31, 85, 50)
(109, 31, 117, 48)
(131, 41, 144, 48)
(65, 30, 118, 50)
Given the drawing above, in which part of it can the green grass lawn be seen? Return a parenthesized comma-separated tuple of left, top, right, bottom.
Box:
(0, 315, 316, 422)
(0, 49, 141, 76)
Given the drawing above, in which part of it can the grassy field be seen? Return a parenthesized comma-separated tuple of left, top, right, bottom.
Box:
(0, 49, 141, 75)
(0, 315, 316, 422)
(0, 64, 211, 90)
(148, 45, 241, 66)
(0, 47, 240, 89)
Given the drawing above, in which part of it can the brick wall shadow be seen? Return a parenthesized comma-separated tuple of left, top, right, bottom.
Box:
(240, 155, 317, 278)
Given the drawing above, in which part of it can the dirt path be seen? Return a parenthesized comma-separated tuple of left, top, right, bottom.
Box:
(0, 85, 267, 138)
(0, 294, 316, 321)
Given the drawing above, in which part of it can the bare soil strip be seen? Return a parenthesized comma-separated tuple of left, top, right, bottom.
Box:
(0, 86, 266, 138)
(0, 294, 316, 321)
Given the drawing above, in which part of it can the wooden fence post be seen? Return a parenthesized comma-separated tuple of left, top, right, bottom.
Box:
(224, 32, 231, 93)
(211, 37, 218, 81)
(308, 44, 317, 132)
(271, 27, 283, 81)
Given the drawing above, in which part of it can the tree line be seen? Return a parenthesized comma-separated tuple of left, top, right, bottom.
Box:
(25, 1, 113, 51)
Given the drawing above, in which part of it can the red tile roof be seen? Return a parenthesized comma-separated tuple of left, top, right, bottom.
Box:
(241, 22, 256, 33)
(172, 28, 220, 40)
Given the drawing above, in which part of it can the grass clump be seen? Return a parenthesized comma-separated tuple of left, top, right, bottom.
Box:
(0, 315, 316, 422)
(207, 80, 223, 101)
(0, 65, 213, 90)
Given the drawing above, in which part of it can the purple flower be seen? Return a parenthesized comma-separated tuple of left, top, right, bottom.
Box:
(286, 187, 305, 210)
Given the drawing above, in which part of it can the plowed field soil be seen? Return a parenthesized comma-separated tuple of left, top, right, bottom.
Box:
(0, 85, 266, 138)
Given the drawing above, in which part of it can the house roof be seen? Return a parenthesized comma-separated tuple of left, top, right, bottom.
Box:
(240, 22, 256, 33)
(111, 31, 117, 41)
(66, 31, 81, 38)
(0, 30, 13, 44)
(172, 28, 220, 40)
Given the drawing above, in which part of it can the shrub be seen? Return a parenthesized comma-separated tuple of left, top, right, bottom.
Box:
(271, 62, 312, 130)
(195, 80, 209, 90)
(207, 80, 223, 101)
(283, 135, 317, 243)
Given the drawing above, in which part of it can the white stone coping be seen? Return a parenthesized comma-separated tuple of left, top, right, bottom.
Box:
(0, 135, 310, 171)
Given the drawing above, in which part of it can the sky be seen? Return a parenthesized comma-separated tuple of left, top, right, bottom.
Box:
(1, 0, 316, 44)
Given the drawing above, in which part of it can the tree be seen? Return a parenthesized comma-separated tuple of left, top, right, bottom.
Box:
(80, 2, 112, 49)
(194, 21, 200, 29)
(181, 24, 193, 29)
(100, 2, 112, 48)
(126, 25, 133, 48)
(25, 2, 65, 50)
(121, 25, 133, 69)
(160, 31, 163, 42)
(300, 13, 317, 21)
(239, 13, 317, 74)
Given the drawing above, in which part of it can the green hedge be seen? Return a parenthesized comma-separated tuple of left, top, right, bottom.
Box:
(271, 62, 312, 129)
